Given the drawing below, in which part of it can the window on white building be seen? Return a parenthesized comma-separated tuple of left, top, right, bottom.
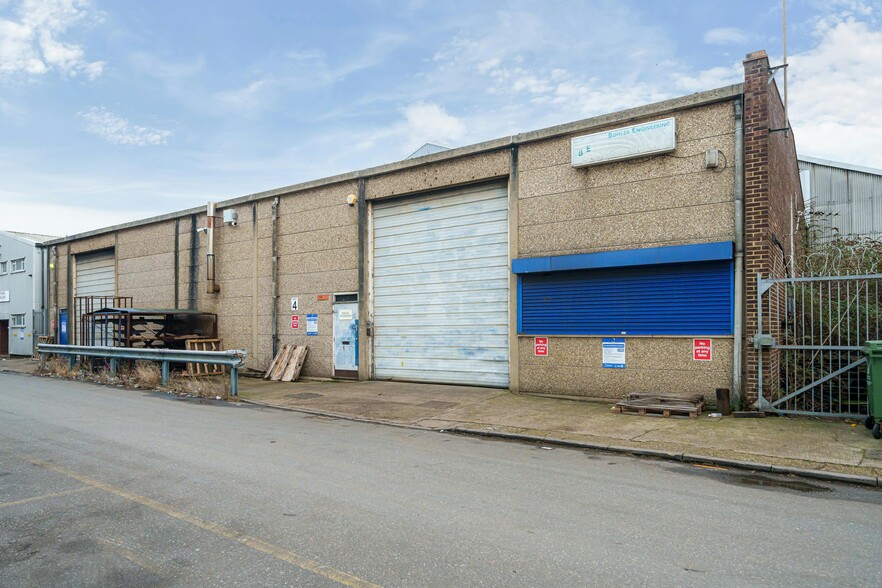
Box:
(11, 314, 26, 327)
(10, 258, 25, 273)
(0, 261, 7, 274)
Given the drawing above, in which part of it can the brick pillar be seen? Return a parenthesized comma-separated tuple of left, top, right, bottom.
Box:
(743, 50, 772, 407)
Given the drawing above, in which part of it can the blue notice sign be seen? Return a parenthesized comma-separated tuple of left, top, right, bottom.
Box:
(306, 313, 318, 336)
(602, 338, 626, 368)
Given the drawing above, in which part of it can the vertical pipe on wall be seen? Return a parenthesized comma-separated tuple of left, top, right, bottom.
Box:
(189, 214, 198, 310)
(52, 246, 58, 339)
(508, 144, 520, 393)
(251, 202, 259, 370)
(174, 218, 180, 308)
(733, 98, 745, 404)
(206, 201, 220, 294)
(270, 197, 280, 360)
(357, 177, 368, 380)
(66, 244, 72, 342)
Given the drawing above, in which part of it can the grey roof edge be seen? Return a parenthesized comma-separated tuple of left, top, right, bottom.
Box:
(44, 83, 743, 246)
(0, 230, 56, 246)
(799, 155, 882, 178)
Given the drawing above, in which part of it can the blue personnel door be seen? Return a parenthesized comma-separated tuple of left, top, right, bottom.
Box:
(333, 294, 359, 379)
(59, 310, 69, 345)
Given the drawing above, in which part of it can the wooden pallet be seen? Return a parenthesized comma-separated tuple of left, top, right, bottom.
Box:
(613, 392, 704, 419)
(185, 338, 225, 376)
(33, 335, 54, 359)
(264, 344, 309, 382)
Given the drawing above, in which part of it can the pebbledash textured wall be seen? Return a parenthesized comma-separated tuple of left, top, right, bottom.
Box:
(47, 82, 766, 399)
(516, 99, 738, 399)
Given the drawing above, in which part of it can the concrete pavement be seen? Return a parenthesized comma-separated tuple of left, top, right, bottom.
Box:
(237, 378, 882, 479)
(2, 372, 882, 587)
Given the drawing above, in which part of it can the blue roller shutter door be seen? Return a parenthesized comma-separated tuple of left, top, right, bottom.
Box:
(519, 260, 733, 336)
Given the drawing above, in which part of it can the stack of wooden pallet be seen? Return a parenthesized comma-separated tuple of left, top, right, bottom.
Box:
(185, 338, 225, 376)
(613, 392, 705, 419)
(264, 344, 308, 382)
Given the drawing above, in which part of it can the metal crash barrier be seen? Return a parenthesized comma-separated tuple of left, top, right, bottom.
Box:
(37, 344, 248, 396)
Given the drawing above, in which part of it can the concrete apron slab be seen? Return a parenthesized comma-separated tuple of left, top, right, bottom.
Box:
(239, 378, 882, 482)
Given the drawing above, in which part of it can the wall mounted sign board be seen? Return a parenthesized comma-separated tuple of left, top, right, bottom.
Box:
(572, 117, 676, 167)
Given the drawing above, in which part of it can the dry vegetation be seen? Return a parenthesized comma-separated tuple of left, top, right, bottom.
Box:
(37, 357, 234, 401)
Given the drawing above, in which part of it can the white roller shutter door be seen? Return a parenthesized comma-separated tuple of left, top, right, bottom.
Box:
(76, 251, 115, 297)
(372, 183, 509, 387)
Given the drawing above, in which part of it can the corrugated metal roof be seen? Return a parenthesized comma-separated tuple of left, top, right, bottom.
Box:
(0, 230, 57, 243)
(799, 155, 882, 177)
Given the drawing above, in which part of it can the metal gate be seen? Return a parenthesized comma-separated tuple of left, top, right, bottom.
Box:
(755, 273, 882, 416)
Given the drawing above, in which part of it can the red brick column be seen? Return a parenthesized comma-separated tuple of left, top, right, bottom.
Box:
(743, 50, 772, 407)
(742, 50, 804, 407)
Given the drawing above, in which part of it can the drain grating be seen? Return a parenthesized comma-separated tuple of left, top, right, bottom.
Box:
(286, 392, 323, 400)
(418, 401, 458, 410)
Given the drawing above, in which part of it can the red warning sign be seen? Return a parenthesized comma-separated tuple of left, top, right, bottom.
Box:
(693, 339, 712, 361)
(291, 315, 299, 329)
(534, 337, 548, 357)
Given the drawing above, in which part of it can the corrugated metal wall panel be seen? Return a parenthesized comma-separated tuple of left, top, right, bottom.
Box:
(800, 159, 882, 241)
(372, 183, 509, 387)
(520, 261, 734, 335)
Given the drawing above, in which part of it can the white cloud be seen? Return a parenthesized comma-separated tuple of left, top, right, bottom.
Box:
(0, 0, 104, 79)
(789, 15, 882, 166)
(401, 101, 464, 147)
(78, 107, 172, 146)
(703, 27, 751, 45)
(670, 63, 742, 93)
(211, 32, 408, 117)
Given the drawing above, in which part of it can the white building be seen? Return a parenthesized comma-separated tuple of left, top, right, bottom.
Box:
(799, 156, 882, 242)
(0, 231, 54, 356)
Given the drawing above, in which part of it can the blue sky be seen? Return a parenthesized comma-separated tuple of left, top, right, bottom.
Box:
(1, 0, 881, 236)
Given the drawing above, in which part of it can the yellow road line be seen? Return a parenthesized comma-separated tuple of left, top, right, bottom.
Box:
(97, 537, 166, 577)
(25, 457, 382, 588)
(0, 485, 94, 508)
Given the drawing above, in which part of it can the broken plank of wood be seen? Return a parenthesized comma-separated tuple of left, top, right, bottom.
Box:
(264, 344, 288, 380)
(280, 346, 309, 382)
(269, 345, 295, 381)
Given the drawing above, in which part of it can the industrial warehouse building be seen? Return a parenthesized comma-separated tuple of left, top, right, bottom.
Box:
(42, 50, 801, 405)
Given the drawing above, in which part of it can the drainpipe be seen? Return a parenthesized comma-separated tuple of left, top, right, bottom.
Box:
(733, 98, 745, 405)
(270, 197, 280, 359)
(206, 202, 221, 294)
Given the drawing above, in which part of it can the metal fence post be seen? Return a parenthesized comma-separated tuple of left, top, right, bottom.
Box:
(161, 361, 169, 386)
(69, 355, 76, 371)
(110, 358, 117, 375)
(230, 367, 238, 397)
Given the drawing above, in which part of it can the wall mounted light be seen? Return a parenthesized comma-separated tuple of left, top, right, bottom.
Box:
(346, 193, 357, 207)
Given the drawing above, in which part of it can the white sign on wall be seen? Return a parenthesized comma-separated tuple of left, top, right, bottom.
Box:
(602, 338, 626, 369)
(572, 117, 676, 167)
(0, 291, 8, 303)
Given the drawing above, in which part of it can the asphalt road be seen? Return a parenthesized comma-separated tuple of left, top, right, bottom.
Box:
(1, 372, 881, 587)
